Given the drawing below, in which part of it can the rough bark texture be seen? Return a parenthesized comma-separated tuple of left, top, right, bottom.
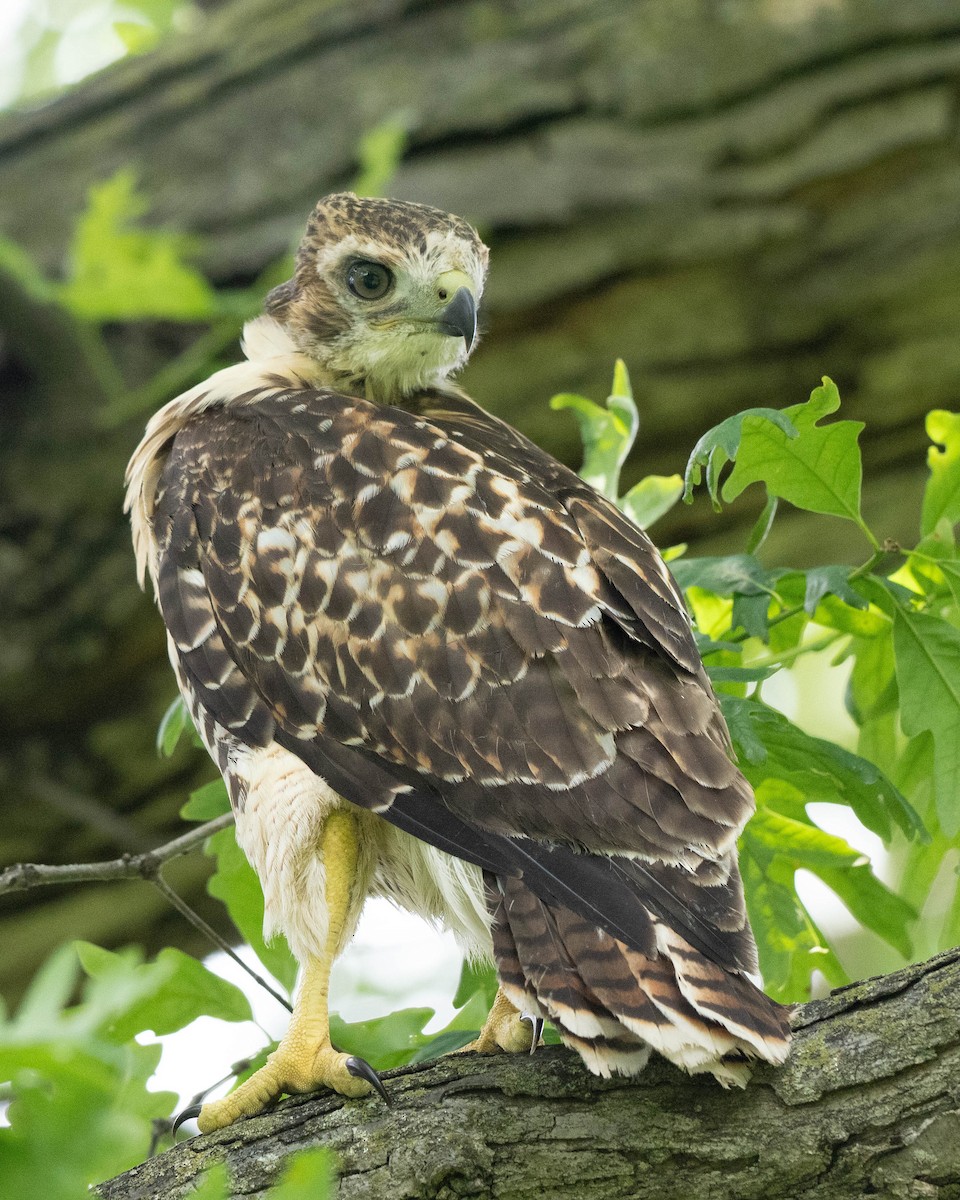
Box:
(5, 0, 960, 992)
(97, 948, 960, 1200)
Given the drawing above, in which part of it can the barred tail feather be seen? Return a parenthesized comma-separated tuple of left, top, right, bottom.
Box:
(488, 874, 790, 1085)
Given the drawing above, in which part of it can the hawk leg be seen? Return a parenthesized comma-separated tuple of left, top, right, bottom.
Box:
(463, 987, 542, 1055)
(197, 808, 383, 1133)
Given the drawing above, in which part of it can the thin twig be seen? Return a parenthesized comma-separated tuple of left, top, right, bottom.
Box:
(0, 812, 295, 1012)
(151, 873, 292, 1012)
(0, 813, 234, 895)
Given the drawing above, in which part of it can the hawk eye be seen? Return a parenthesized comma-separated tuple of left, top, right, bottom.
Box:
(346, 260, 393, 300)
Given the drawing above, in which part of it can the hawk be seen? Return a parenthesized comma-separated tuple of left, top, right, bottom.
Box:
(126, 192, 790, 1132)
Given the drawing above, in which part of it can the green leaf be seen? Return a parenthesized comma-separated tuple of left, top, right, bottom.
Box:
(921, 410, 960, 536)
(206, 826, 298, 993)
(0, 1038, 174, 1199)
(683, 408, 798, 508)
(75, 943, 252, 1043)
(667, 556, 777, 624)
(619, 473, 683, 529)
(749, 804, 863, 870)
(707, 664, 778, 683)
(551, 360, 638, 499)
(408, 979, 503, 1064)
(406, 1000, 487, 1065)
(328, 968, 501, 1073)
(329, 1007, 434, 1071)
(813, 863, 915, 958)
(731, 591, 771, 640)
(893, 605, 960, 835)
(157, 694, 190, 757)
(0, 234, 57, 304)
(739, 836, 844, 1002)
(354, 114, 410, 198)
(748, 803, 914, 958)
(720, 696, 767, 765)
(848, 633, 902, 787)
(188, 1164, 231, 1200)
(452, 957, 498, 1009)
(721, 695, 923, 843)
(940, 864, 960, 950)
(801, 566, 868, 614)
(120, 0, 181, 32)
(406, 1028, 476, 1062)
(59, 169, 217, 322)
(847, 631, 898, 726)
(437, 987, 490, 1035)
(181, 778, 231, 821)
(935, 559, 960, 610)
(113, 21, 162, 54)
(13, 944, 80, 1032)
(669, 553, 778, 599)
(270, 1148, 336, 1200)
(722, 378, 875, 545)
(0, 943, 182, 1197)
(746, 494, 778, 554)
(814, 592, 890, 639)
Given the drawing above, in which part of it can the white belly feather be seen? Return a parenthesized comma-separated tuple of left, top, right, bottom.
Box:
(232, 743, 491, 967)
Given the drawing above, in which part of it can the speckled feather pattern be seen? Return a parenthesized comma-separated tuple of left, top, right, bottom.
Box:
(128, 192, 790, 1082)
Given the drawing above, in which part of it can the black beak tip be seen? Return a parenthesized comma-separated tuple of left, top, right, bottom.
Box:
(436, 286, 477, 351)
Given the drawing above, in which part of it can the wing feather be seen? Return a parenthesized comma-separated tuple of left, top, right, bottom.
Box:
(152, 383, 758, 971)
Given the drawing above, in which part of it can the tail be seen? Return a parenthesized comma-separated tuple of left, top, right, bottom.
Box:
(487, 871, 791, 1085)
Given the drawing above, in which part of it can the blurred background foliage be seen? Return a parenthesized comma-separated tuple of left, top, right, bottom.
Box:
(4, 0, 960, 1194)
(0, 0, 193, 110)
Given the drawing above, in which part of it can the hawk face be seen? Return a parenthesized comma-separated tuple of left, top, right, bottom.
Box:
(264, 192, 489, 403)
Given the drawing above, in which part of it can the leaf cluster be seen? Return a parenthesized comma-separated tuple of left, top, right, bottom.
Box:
(0, 940, 248, 1199)
(556, 370, 960, 999)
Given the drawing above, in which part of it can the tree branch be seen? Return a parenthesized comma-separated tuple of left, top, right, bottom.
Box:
(98, 946, 960, 1200)
(0, 814, 234, 895)
(0, 813, 294, 1012)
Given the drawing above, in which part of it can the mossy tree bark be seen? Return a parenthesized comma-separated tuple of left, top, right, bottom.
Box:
(97, 948, 960, 1199)
(4, 0, 960, 991)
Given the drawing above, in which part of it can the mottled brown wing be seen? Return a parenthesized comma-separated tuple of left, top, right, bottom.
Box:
(153, 384, 757, 971)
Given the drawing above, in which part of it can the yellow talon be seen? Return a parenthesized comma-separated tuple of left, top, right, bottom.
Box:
(197, 1038, 372, 1133)
(197, 808, 386, 1133)
(462, 987, 542, 1055)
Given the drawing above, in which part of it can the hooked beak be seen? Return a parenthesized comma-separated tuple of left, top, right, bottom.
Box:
(435, 286, 477, 352)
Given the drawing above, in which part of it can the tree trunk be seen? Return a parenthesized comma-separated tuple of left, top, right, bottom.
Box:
(5, 0, 960, 989)
(96, 948, 960, 1199)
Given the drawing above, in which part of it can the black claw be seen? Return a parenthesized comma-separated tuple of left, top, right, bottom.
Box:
(171, 1103, 203, 1136)
(346, 1056, 391, 1105)
(520, 1013, 544, 1055)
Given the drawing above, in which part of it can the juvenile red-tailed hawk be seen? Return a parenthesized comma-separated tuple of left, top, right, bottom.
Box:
(126, 193, 790, 1132)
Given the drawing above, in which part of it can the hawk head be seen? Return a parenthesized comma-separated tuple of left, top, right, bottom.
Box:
(262, 192, 489, 402)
